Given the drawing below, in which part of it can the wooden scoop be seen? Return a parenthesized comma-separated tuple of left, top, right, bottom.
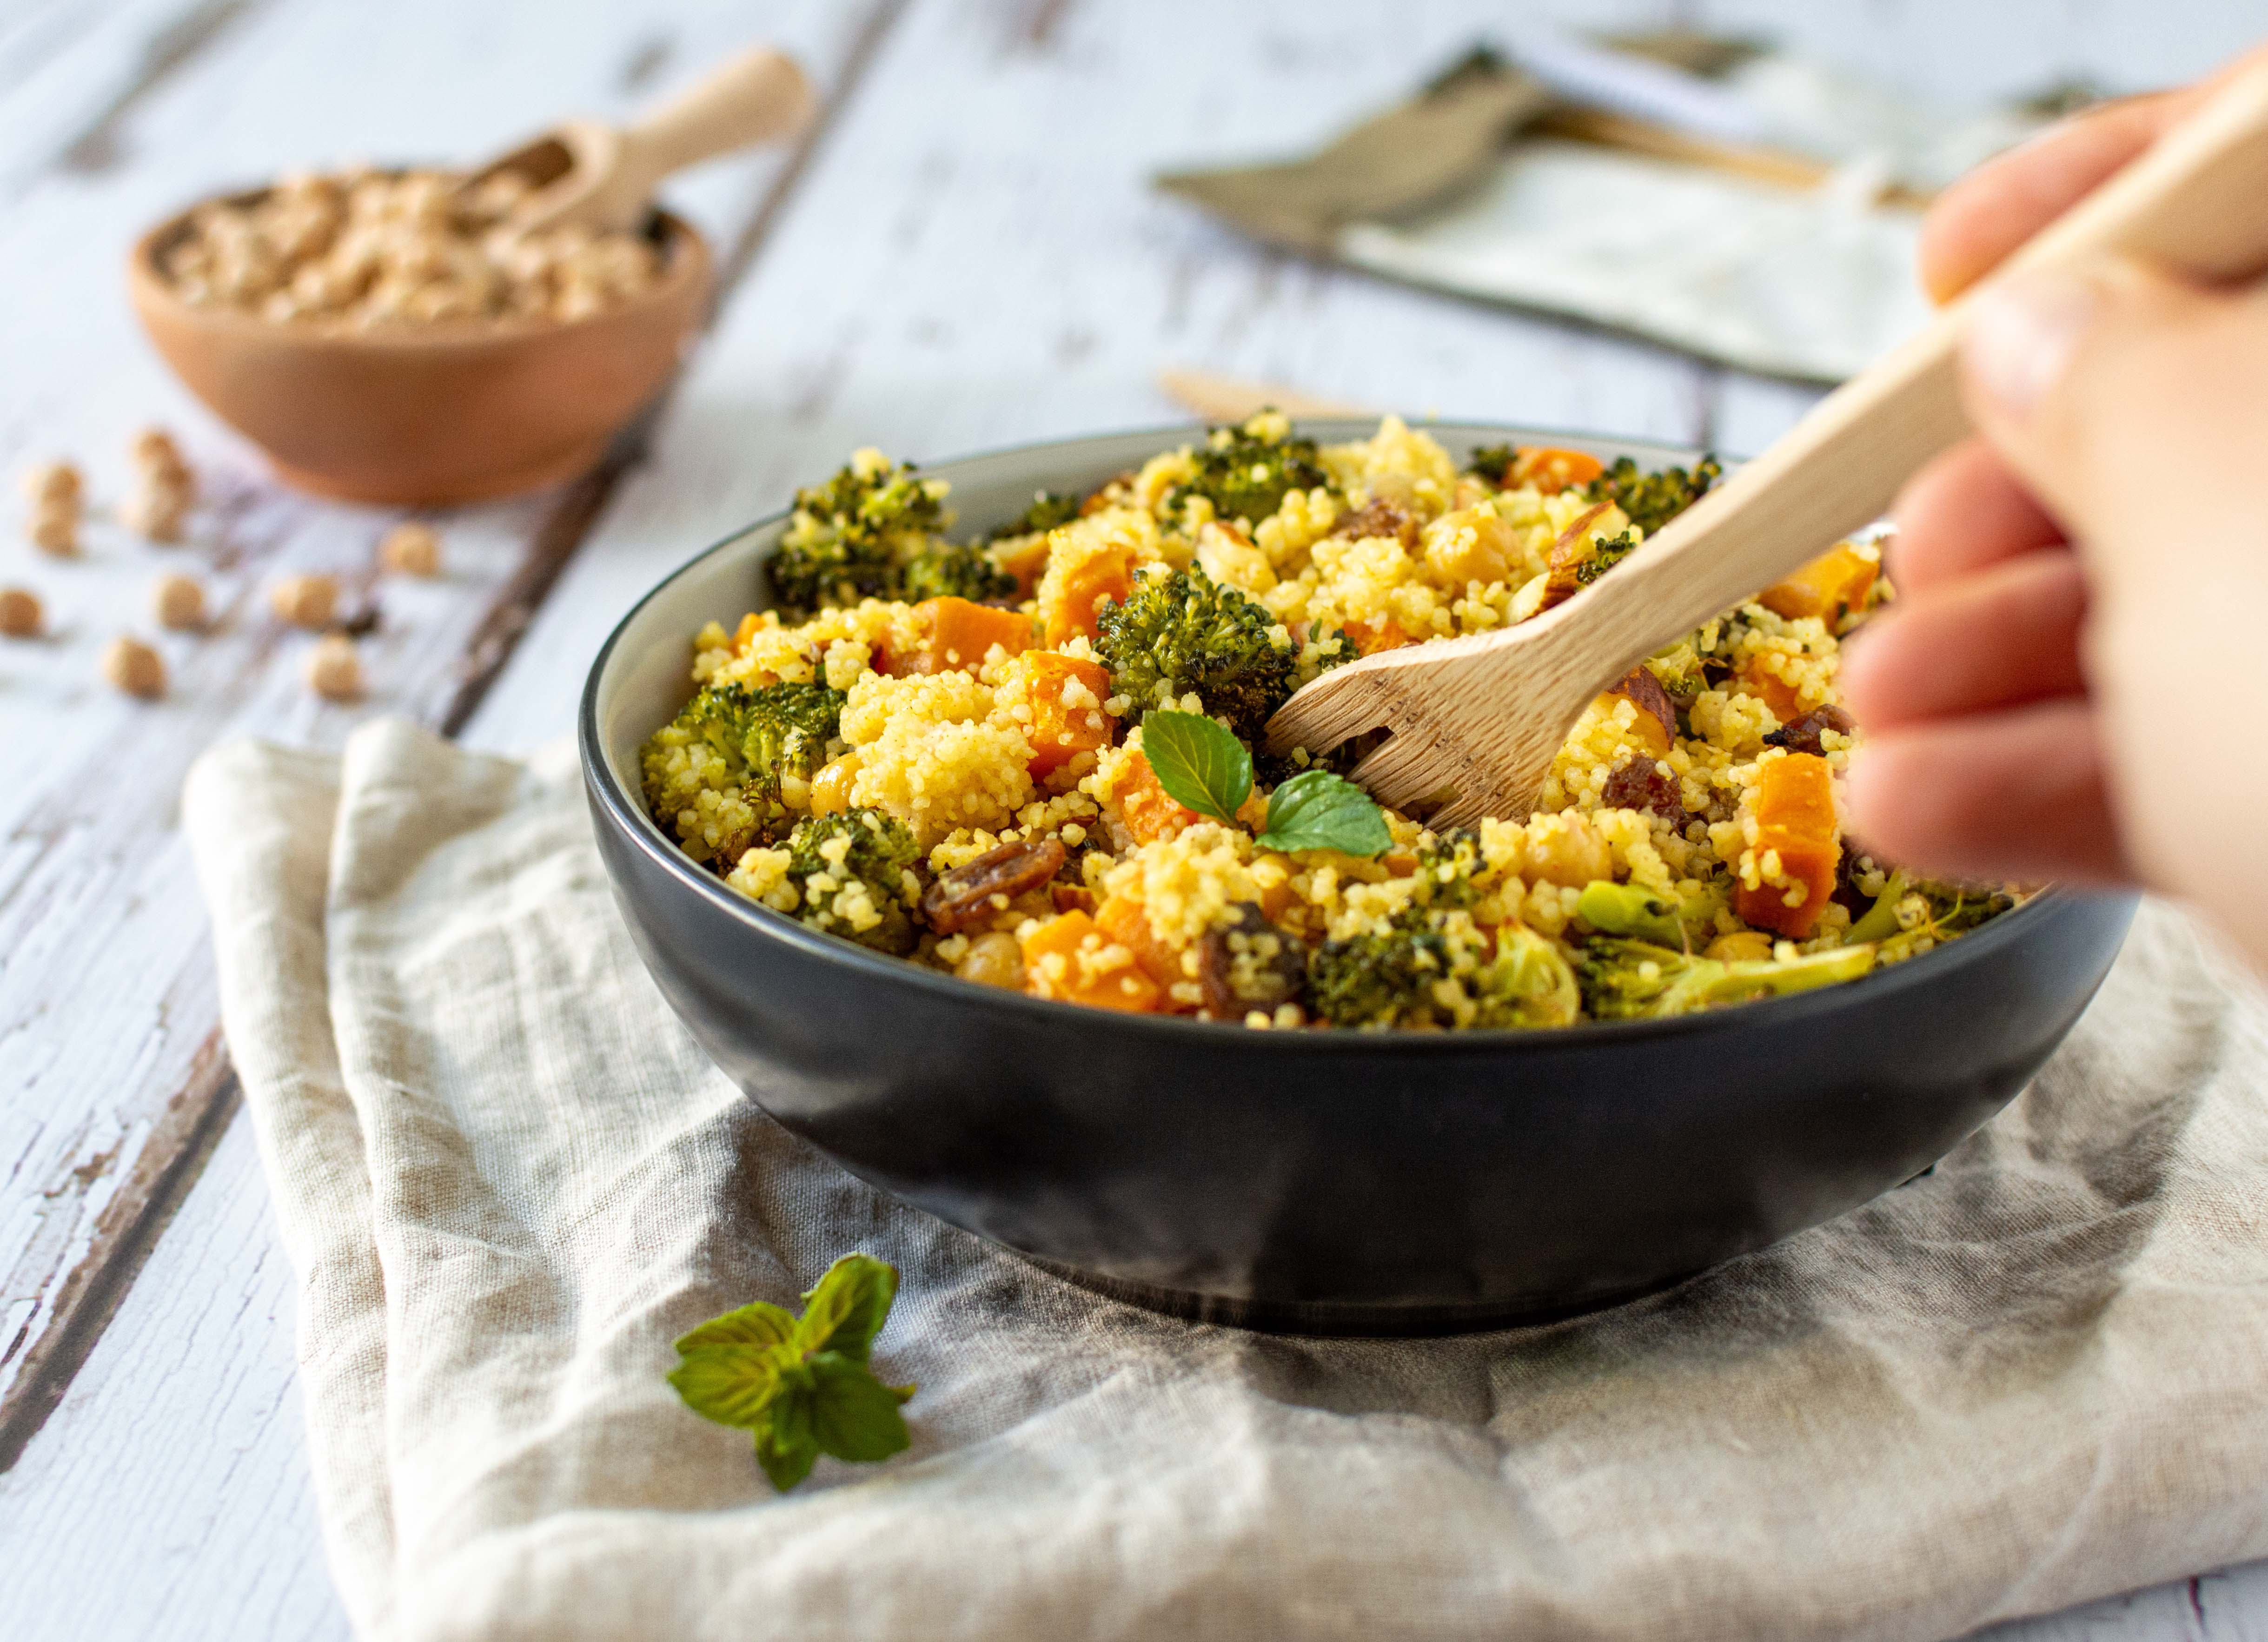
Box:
(468, 46, 816, 235)
(1267, 59, 2268, 829)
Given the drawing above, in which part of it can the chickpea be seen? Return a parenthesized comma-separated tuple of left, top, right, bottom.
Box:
(378, 521, 442, 577)
(20, 460, 80, 506)
(1524, 813, 1613, 889)
(954, 930, 1027, 991)
(153, 574, 206, 630)
(1704, 931, 1776, 963)
(305, 633, 363, 701)
(0, 586, 42, 637)
(270, 573, 339, 629)
(101, 636, 166, 698)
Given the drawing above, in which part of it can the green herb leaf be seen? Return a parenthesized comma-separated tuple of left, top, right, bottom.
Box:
(1140, 709, 1252, 824)
(792, 1254, 899, 1362)
(669, 1253, 915, 1492)
(809, 1352, 915, 1463)
(1253, 768, 1391, 857)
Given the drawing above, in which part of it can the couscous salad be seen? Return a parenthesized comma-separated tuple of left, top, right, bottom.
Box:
(641, 414, 2017, 1030)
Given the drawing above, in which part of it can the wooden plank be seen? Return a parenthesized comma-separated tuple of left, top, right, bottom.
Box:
(0, 0, 895, 1470)
(11, 0, 2268, 1638)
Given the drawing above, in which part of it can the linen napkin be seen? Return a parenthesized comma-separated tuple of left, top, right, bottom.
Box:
(1159, 44, 2045, 381)
(185, 717, 2268, 1642)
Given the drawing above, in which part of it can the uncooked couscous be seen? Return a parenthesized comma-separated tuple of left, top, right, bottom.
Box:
(640, 414, 2021, 1031)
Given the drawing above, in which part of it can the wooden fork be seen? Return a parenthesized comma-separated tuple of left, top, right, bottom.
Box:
(1266, 58, 2268, 829)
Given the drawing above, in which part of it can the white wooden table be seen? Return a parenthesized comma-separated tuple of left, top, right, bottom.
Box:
(0, 2, 2261, 1636)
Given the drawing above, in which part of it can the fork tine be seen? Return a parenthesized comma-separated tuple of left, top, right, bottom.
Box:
(1262, 663, 1390, 758)
(1348, 730, 1466, 815)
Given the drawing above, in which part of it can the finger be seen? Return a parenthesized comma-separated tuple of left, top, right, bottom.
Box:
(1843, 700, 2129, 887)
(1919, 93, 2189, 304)
(1884, 437, 2065, 595)
(1957, 259, 2268, 578)
(1841, 550, 2088, 731)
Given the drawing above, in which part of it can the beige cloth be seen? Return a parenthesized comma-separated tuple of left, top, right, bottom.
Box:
(185, 718, 2268, 1642)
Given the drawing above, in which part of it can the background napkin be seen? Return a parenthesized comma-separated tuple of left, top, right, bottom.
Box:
(1159, 41, 2052, 381)
(186, 718, 2268, 1642)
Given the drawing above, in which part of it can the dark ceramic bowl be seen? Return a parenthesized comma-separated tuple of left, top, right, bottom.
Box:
(581, 421, 2136, 1335)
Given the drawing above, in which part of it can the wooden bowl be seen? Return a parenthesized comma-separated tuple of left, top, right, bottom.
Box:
(128, 198, 711, 505)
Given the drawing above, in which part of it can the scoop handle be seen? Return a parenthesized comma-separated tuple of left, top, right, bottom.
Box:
(1575, 56, 2268, 676)
(617, 46, 816, 188)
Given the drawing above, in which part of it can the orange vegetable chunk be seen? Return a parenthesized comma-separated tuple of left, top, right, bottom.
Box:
(1020, 909, 1162, 1013)
(1096, 893, 1190, 1004)
(1734, 656, 1804, 722)
(731, 612, 762, 652)
(1041, 545, 1132, 647)
(1510, 447, 1605, 495)
(899, 597, 1031, 676)
(1758, 543, 1878, 625)
(1343, 615, 1412, 655)
(1015, 651, 1116, 777)
(1733, 752, 1841, 939)
(1114, 749, 1199, 844)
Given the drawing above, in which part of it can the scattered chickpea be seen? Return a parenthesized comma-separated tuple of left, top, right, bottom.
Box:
(153, 573, 206, 630)
(125, 427, 196, 543)
(101, 635, 166, 698)
(20, 460, 80, 506)
(270, 572, 339, 629)
(0, 586, 42, 637)
(379, 520, 442, 577)
(28, 505, 77, 556)
(305, 632, 363, 701)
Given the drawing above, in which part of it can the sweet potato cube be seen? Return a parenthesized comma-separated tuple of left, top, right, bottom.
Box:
(901, 597, 1031, 676)
(1114, 749, 1199, 844)
(1020, 909, 1162, 1013)
(1343, 615, 1413, 655)
(1509, 447, 1605, 495)
(1040, 545, 1133, 647)
(1604, 665, 1676, 756)
(1017, 652, 1116, 777)
(1733, 753, 1841, 939)
(1096, 893, 1190, 1002)
(731, 612, 762, 652)
(1759, 544, 1878, 625)
(995, 532, 1054, 598)
(1733, 656, 1805, 722)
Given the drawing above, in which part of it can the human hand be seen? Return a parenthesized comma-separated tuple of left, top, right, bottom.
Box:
(1839, 49, 2268, 966)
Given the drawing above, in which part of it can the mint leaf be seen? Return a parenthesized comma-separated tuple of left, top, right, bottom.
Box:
(809, 1352, 915, 1463)
(793, 1254, 898, 1362)
(669, 1253, 916, 1492)
(675, 1301, 797, 1352)
(669, 1343, 785, 1429)
(755, 1374, 820, 1493)
(1253, 768, 1391, 856)
(1141, 709, 1251, 824)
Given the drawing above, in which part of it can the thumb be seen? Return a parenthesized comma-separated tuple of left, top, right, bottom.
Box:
(1956, 257, 2268, 581)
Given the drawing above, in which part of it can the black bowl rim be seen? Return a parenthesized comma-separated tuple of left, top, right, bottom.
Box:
(580, 416, 2101, 1059)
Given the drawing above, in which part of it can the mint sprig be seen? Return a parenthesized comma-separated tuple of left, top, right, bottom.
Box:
(1141, 709, 1389, 858)
(670, 1253, 915, 1492)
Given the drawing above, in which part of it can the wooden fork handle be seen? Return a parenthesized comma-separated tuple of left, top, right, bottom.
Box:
(1585, 55, 2268, 669)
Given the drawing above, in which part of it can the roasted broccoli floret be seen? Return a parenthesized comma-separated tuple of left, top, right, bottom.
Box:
(1413, 828, 1488, 911)
(1574, 529, 1640, 588)
(1575, 881, 1719, 949)
(641, 680, 847, 861)
(1464, 443, 1516, 482)
(768, 454, 949, 618)
(1306, 921, 1453, 1030)
(1167, 422, 1332, 525)
(1469, 925, 1581, 1029)
(1575, 936, 1873, 1020)
(1585, 455, 1722, 536)
(1095, 565, 1296, 737)
(899, 540, 1016, 604)
(1845, 870, 2017, 950)
(988, 490, 1081, 540)
(783, 808, 923, 955)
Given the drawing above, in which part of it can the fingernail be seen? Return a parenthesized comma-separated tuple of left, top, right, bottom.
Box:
(1962, 270, 2102, 420)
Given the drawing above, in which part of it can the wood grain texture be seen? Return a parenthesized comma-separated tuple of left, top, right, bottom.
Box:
(0, 0, 887, 1473)
(8, 1, 2268, 1639)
